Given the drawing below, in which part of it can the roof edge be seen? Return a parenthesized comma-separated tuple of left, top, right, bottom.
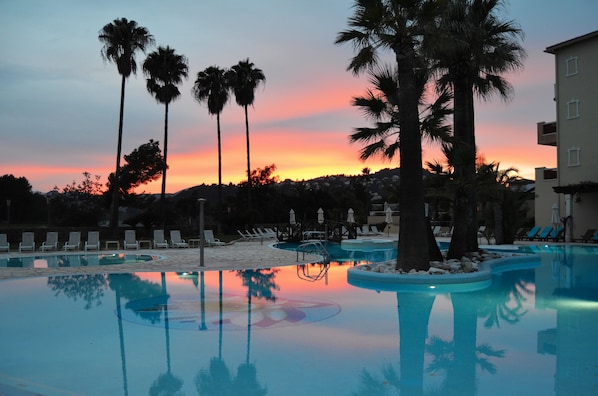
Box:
(545, 30, 598, 54)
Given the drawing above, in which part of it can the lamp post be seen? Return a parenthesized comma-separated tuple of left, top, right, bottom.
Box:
(198, 198, 206, 267)
(6, 199, 10, 225)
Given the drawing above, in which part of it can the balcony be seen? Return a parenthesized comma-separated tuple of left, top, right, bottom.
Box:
(537, 121, 557, 146)
(543, 168, 558, 180)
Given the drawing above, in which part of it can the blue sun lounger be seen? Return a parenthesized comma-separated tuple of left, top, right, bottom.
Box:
(549, 226, 564, 241)
(536, 226, 554, 240)
(525, 226, 541, 240)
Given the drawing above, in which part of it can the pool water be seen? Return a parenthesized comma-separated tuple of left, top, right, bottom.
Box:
(0, 245, 597, 395)
(0, 253, 156, 268)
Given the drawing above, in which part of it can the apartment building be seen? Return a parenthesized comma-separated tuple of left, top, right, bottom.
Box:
(535, 30, 598, 241)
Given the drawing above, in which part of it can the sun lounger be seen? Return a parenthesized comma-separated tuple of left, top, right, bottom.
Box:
(370, 225, 384, 235)
(63, 231, 81, 251)
(40, 232, 59, 251)
(579, 229, 596, 243)
(19, 232, 36, 252)
(204, 230, 226, 246)
(153, 229, 169, 249)
(85, 231, 101, 251)
(524, 226, 541, 240)
(237, 230, 251, 241)
(548, 226, 564, 241)
(169, 230, 188, 248)
(536, 226, 554, 240)
(123, 230, 139, 250)
(0, 233, 11, 252)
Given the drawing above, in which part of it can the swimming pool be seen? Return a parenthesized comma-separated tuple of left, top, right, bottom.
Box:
(0, 245, 597, 395)
(0, 253, 157, 268)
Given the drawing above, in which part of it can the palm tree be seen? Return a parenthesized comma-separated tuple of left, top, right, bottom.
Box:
(192, 66, 230, 224)
(99, 18, 154, 230)
(226, 59, 265, 217)
(336, 0, 446, 272)
(431, 0, 526, 258)
(350, 65, 451, 265)
(142, 46, 189, 204)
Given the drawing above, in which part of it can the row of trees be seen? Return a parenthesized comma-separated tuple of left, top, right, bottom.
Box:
(98, 18, 265, 232)
(336, 0, 525, 271)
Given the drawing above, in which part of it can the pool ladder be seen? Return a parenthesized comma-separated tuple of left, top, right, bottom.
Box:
(296, 240, 330, 264)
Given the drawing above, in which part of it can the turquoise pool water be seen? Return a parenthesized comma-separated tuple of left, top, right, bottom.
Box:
(0, 244, 597, 395)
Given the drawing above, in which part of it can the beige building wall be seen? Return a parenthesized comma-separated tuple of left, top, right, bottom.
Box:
(535, 167, 560, 227)
(553, 37, 598, 186)
(536, 31, 598, 239)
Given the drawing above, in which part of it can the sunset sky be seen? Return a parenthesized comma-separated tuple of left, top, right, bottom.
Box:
(1, 0, 597, 194)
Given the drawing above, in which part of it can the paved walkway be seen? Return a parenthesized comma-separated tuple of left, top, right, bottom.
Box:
(0, 240, 320, 280)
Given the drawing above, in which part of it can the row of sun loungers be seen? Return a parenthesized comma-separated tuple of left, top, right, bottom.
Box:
(356, 225, 384, 236)
(521, 225, 565, 241)
(236, 228, 277, 241)
(0, 229, 229, 252)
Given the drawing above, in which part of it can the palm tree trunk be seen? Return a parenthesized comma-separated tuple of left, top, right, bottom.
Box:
(217, 112, 223, 233)
(110, 74, 127, 232)
(493, 201, 504, 244)
(396, 51, 429, 272)
(448, 76, 478, 258)
(161, 102, 169, 204)
(244, 105, 252, 217)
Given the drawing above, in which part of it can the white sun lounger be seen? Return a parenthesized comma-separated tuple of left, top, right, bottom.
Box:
(40, 232, 59, 251)
(19, 232, 36, 252)
(124, 230, 139, 250)
(170, 230, 188, 248)
(63, 231, 81, 251)
(153, 229, 169, 249)
(85, 231, 101, 251)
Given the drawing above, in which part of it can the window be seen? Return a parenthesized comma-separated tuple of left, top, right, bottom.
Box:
(567, 99, 580, 119)
(568, 147, 580, 167)
(565, 56, 578, 76)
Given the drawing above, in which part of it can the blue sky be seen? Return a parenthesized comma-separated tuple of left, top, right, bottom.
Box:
(1, 0, 597, 193)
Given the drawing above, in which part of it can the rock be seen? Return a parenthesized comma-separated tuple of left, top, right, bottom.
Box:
(429, 267, 447, 275)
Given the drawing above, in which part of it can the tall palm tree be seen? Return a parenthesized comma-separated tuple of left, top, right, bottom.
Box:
(431, 0, 526, 258)
(226, 59, 265, 217)
(336, 0, 446, 272)
(192, 66, 230, 224)
(99, 18, 154, 230)
(142, 46, 189, 203)
(350, 65, 451, 264)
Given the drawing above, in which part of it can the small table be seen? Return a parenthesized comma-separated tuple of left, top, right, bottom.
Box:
(189, 238, 201, 248)
(139, 240, 152, 249)
(105, 240, 120, 250)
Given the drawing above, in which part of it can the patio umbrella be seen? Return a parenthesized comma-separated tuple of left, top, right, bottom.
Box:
(347, 208, 355, 223)
(289, 209, 296, 225)
(385, 207, 393, 237)
(551, 203, 560, 228)
(317, 208, 324, 224)
(385, 206, 393, 224)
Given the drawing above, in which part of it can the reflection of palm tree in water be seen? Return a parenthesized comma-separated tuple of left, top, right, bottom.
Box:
(353, 278, 528, 396)
(425, 271, 531, 396)
(353, 293, 435, 396)
(477, 270, 533, 329)
(149, 272, 184, 395)
(237, 269, 278, 395)
(108, 274, 163, 395)
(195, 270, 272, 395)
(425, 292, 505, 396)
